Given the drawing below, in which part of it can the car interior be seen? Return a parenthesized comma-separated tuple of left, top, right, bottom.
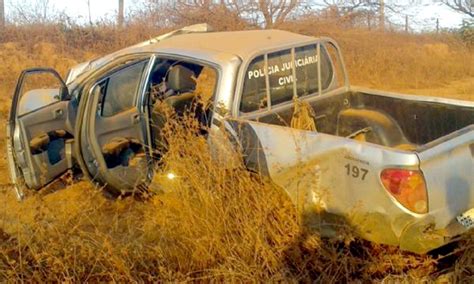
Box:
(80, 57, 218, 187)
(147, 59, 217, 155)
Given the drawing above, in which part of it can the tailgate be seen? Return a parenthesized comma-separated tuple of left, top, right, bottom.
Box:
(417, 125, 474, 228)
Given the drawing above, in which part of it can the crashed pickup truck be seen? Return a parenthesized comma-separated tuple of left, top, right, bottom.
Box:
(6, 24, 474, 253)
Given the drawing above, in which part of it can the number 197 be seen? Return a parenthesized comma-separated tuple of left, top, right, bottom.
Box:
(345, 163, 368, 180)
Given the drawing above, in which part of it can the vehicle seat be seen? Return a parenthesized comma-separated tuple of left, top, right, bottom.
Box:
(337, 108, 416, 150)
(149, 65, 196, 152)
(149, 61, 171, 87)
(166, 65, 196, 94)
(164, 65, 197, 114)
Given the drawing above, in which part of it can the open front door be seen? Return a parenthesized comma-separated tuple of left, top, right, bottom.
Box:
(7, 68, 73, 199)
(78, 57, 154, 196)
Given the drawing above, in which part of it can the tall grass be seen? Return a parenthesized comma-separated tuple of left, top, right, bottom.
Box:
(0, 20, 472, 281)
(281, 18, 474, 91)
(0, 113, 452, 282)
(1, 20, 473, 103)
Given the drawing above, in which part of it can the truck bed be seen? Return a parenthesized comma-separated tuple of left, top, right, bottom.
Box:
(253, 87, 474, 150)
(238, 87, 473, 253)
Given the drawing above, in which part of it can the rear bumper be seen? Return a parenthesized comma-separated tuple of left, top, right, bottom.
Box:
(304, 209, 470, 254)
(398, 216, 467, 254)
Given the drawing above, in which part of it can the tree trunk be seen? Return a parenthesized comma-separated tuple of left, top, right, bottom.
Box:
(0, 0, 4, 27)
(405, 15, 408, 33)
(379, 0, 385, 31)
(118, 0, 124, 28)
(367, 12, 371, 30)
(87, 0, 92, 25)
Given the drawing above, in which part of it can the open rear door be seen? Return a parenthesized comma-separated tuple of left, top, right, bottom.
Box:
(77, 57, 154, 196)
(7, 68, 73, 199)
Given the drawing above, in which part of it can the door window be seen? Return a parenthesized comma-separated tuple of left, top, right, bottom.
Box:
(17, 71, 65, 116)
(99, 60, 148, 117)
(9, 68, 70, 192)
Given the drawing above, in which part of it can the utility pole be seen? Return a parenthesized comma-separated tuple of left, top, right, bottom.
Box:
(0, 0, 4, 27)
(86, 0, 92, 25)
(379, 0, 385, 31)
(436, 18, 439, 34)
(405, 15, 408, 33)
(367, 12, 371, 30)
(118, 0, 124, 28)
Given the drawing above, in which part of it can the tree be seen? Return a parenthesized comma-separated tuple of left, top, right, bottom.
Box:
(319, 0, 416, 31)
(256, 0, 299, 27)
(118, 0, 124, 27)
(441, 0, 474, 17)
(322, 0, 371, 14)
(320, 0, 384, 29)
(0, 0, 4, 27)
(165, 0, 248, 30)
(162, 0, 300, 28)
(379, 0, 384, 30)
(9, 0, 57, 24)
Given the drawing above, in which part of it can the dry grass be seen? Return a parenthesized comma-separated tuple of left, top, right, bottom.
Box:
(402, 77, 474, 101)
(0, 115, 452, 282)
(0, 21, 472, 282)
(1, 21, 473, 102)
(281, 19, 474, 96)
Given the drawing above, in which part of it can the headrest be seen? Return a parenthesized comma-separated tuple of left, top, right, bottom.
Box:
(167, 65, 196, 93)
(149, 61, 171, 85)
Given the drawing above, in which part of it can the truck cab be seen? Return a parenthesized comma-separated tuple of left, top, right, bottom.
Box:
(7, 27, 340, 197)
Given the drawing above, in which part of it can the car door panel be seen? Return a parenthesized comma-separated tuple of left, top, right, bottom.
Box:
(16, 103, 72, 190)
(18, 101, 72, 141)
(7, 69, 72, 197)
(78, 57, 153, 194)
(95, 108, 142, 147)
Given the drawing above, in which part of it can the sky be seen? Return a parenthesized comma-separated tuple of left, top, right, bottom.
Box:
(4, 0, 471, 31)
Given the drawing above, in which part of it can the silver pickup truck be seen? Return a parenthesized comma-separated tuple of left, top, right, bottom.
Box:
(6, 24, 474, 253)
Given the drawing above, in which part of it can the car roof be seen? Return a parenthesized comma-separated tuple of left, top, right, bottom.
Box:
(137, 29, 317, 61)
(66, 29, 319, 85)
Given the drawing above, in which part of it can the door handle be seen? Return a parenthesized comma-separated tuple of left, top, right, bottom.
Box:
(53, 108, 64, 119)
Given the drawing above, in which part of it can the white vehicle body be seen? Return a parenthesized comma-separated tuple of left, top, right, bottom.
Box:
(6, 25, 474, 253)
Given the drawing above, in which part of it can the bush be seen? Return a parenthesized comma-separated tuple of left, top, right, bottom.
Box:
(460, 20, 474, 47)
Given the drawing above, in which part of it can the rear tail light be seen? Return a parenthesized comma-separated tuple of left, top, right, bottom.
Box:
(380, 169, 428, 214)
